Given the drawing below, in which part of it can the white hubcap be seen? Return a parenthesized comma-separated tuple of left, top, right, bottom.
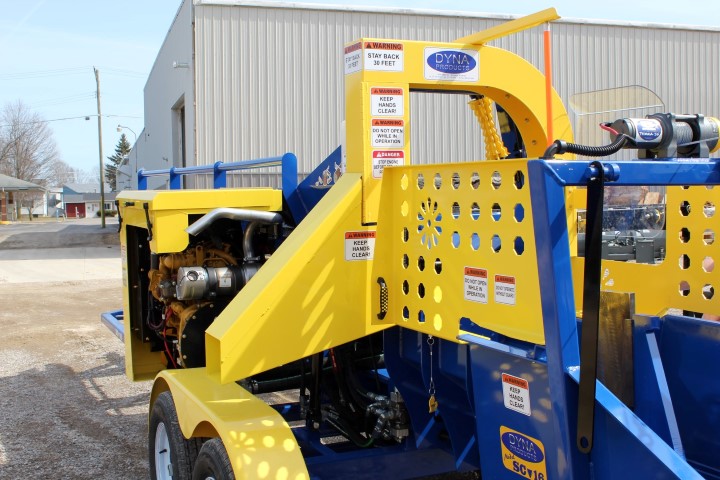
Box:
(155, 422, 172, 479)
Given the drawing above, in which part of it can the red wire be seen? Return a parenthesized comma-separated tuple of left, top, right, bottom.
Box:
(163, 307, 178, 369)
(599, 122, 620, 136)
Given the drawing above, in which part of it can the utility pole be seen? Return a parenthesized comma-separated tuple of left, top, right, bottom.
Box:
(94, 67, 106, 228)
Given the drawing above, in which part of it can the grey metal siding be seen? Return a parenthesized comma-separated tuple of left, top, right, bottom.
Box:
(189, 2, 720, 187)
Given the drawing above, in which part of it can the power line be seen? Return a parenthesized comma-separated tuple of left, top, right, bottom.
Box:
(0, 113, 142, 128)
(0, 66, 148, 80)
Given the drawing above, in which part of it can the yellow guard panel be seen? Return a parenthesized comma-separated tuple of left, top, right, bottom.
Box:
(373, 160, 545, 345)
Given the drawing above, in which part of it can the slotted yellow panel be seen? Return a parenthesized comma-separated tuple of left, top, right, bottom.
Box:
(572, 185, 720, 317)
(373, 159, 544, 345)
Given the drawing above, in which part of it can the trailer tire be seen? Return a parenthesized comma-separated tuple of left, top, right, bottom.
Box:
(192, 438, 235, 480)
(149, 391, 203, 480)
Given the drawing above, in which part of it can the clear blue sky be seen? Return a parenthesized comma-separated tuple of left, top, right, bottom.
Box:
(2, 0, 718, 176)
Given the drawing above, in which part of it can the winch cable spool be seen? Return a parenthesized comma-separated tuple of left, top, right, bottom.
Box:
(469, 96, 510, 160)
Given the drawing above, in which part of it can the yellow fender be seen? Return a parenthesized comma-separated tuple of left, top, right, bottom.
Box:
(151, 368, 309, 480)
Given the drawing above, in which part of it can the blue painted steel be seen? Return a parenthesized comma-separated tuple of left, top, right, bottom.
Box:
(655, 315, 720, 479)
(291, 147, 343, 223)
(544, 159, 720, 186)
(645, 331, 685, 458)
(465, 333, 567, 480)
(382, 328, 449, 452)
(100, 310, 124, 342)
(565, 369, 703, 479)
(527, 159, 584, 479)
(136, 153, 298, 194)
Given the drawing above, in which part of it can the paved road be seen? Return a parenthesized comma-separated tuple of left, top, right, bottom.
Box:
(0, 217, 121, 283)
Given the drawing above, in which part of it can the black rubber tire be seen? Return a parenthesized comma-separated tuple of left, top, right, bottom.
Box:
(192, 438, 235, 480)
(149, 391, 204, 480)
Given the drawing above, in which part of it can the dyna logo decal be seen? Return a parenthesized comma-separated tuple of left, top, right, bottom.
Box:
(500, 431, 545, 463)
(426, 50, 477, 74)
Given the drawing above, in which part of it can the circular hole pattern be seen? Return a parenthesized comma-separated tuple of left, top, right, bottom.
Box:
(704, 229, 715, 245)
(492, 235, 502, 253)
(703, 256, 715, 273)
(470, 233, 480, 250)
(703, 284, 715, 300)
(402, 280, 409, 295)
(679, 281, 690, 297)
(704, 201, 716, 218)
(471, 202, 480, 220)
(514, 237, 525, 255)
(514, 170, 525, 190)
(679, 228, 691, 243)
(433, 313, 442, 331)
(491, 171, 502, 189)
(402, 306, 409, 321)
(451, 173, 460, 189)
(514, 204, 525, 223)
(402, 254, 409, 269)
(418, 283, 426, 298)
(492, 203, 502, 221)
(452, 202, 461, 219)
(417, 256, 425, 271)
(401, 200, 408, 217)
(418, 310, 426, 323)
(434, 286, 442, 303)
(400, 174, 408, 191)
(434, 258, 442, 274)
(679, 254, 690, 270)
(470, 172, 480, 190)
(680, 201, 691, 216)
(417, 173, 425, 190)
(452, 231, 460, 248)
(433, 173, 442, 189)
(402, 227, 409, 242)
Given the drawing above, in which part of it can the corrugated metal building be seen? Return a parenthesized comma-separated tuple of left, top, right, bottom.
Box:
(124, 0, 720, 189)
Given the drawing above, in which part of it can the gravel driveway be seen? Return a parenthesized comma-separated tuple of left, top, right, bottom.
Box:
(0, 218, 152, 479)
(0, 218, 478, 480)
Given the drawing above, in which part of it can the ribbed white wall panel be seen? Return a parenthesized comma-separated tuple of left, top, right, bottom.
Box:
(152, 1, 720, 187)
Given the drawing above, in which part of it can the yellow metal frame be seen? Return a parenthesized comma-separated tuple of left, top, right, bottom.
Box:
(571, 186, 720, 317)
(372, 160, 545, 344)
(117, 188, 283, 380)
(204, 174, 390, 383)
(128, 11, 586, 473)
(344, 36, 573, 223)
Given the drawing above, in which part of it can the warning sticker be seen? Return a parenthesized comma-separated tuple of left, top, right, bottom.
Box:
(371, 87, 404, 116)
(500, 426, 547, 480)
(464, 267, 488, 304)
(364, 41, 404, 72)
(372, 150, 404, 179)
(424, 47, 479, 82)
(494, 274, 516, 306)
(502, 373, 531, 416)
(371, 119, 405, 148)
(345, 231, 376, 261)
(344, 42, 362, 75)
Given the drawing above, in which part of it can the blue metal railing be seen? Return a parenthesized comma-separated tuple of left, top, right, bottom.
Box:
(137, 153, 298, 195)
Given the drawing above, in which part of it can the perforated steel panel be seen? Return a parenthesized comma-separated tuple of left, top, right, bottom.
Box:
(374, 159, 544, 344)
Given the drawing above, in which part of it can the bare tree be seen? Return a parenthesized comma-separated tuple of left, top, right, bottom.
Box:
(0, 101, 62, 219)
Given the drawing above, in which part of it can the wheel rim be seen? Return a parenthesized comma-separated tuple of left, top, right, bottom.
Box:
(154, 422, 172, 480)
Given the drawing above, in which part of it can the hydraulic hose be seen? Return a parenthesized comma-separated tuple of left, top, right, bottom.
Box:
(543, 134, 631, 159)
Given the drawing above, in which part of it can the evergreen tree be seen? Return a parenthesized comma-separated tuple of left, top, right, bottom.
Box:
(106, 133, 131, 191)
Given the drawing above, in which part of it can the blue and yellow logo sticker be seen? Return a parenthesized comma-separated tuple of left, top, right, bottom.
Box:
(500, 426, 547, 479)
